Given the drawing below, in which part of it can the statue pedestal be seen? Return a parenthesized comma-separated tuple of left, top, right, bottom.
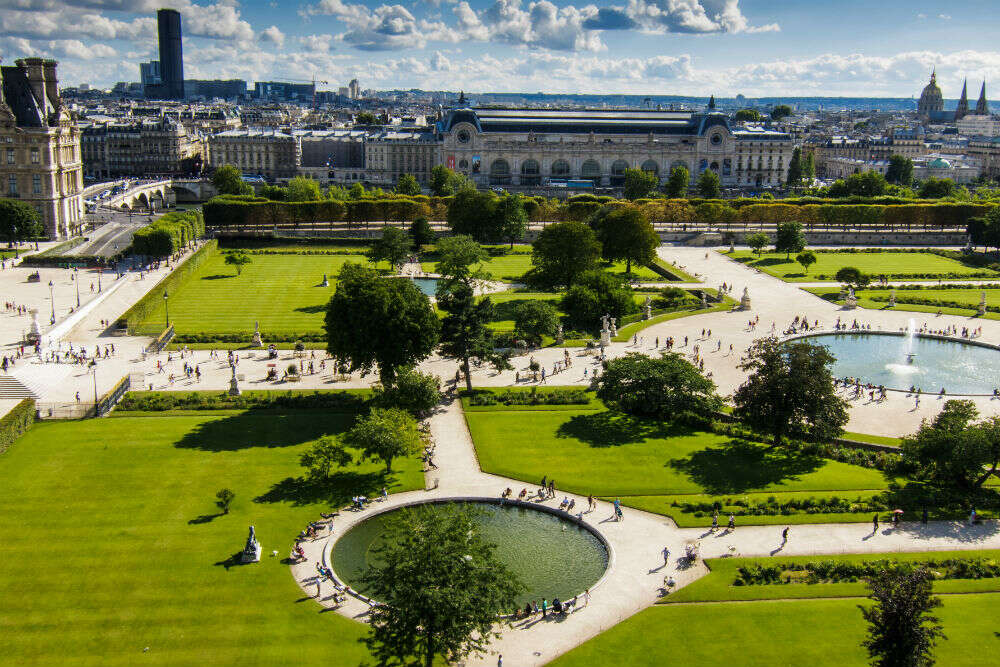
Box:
(979, 302, 987, 316)
(251, 332, 263, 347)
(845, 295, 858, 309)
(600, 329, 611, 346)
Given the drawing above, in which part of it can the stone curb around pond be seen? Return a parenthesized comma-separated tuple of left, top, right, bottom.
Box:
(320, 496, 617, 615)
(782, 328, 1000, 398)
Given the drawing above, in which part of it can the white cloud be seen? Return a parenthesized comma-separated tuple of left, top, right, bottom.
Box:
(260, 25, 285, 47)
(300, 33, 335, 53)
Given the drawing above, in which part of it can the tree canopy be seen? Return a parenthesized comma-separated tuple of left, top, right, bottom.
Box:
(429, 165, 473, 196)
(859, 567, 944, 667)
(591, 206, 659, 274)
(367, 226, 411, 271)
(886, 155, 914, 187)
(732, 336, 849, 443)
(395, 173, 421, 196)
(299, 436, 353, 480)
(786, 147, 803, 185)
(285, 176, 323, 202)
(596, 352, 722, 423)
(918, 177, 955, 199)
(559, 270, 638, 331)
(324, 262, 440, 385)
(828, 171, 889, 198)
(774, 220, 806, 259)
(623, 167, 659, 200)
(663, 165, 689, 197)
(437, 281, 507, 390)
(795, 250, 817, 274)
(211, 164, 252, 196)
(696, 169, 721, 198)
(734, 109, 762, 122)
(446, 188, 499, 242)
(493, 193, 528, 247)
(513, 300, 559, 345)
(342, 407, 422, 473)
(745, 231, 769, 256)
(223, 249, 252, 275)
(0, 198, 43, 245)
(361, 505, 522, 667)
(409, 217, 434, 250)
(530, 220, 602, 288)
(434, 234, 491, 287)
(770, 104, 793, 120)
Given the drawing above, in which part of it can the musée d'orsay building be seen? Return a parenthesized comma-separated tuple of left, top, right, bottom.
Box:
(435, 107, 793, 189)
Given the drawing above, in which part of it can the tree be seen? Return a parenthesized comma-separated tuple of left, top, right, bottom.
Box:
(223, 250, 252, 276)
(367, 226, 411, 271)
(430, 165, 473, 196)
(596, 352, 722, 423)
(835, 266, 870, 287)
(774, 220, 806, 259)
(559, 270, 638, 331)
(438, 282, 507, 391)
(745, 231, 770, 256)
(355, 111, 377, 125)
(410, 217, 434, 250)
(828, 171, 889, 198)
(285, 176, 323, 202)
(372, 367, 442, 416)
(796, 250, 817, 274)
(664, 165, 690, 197)
(919, 177, 955, 199)
(299, 436, 353, 480)
(734, 109, 762, 122)
(859, 567, 944, 667)
(324, 263, 440, 385)
(803, 151, 816, 180)
(696, 169, 721, 198)
(886, 155, 915, 187)
(395, 173, 421, 196)
(342, 407, 422, 473)
(770, 104, 793, 121)
(446, 188, 500, 242)
(215, 488, 235, 514)
(530, 220, 602, 288)
(786, 147, 803, 185)
(900, 400, 1000, 493)
(259, 184, 287, 201)
(592, 206, 659, 274)
(0, 199, 43, 246)
(494, 193, 528, 248)
(361, 505, 522, 667)
(513, 300, 559, 346)
(212, 164, 252, 196)
(623, 167, 659, 200)
(434, 235, 491, 287)
(732, 337, 849, 443)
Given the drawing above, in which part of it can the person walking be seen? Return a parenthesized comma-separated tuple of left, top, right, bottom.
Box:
(541, 598, 548, 618)
(583, 588, 590, 607)
(711, 512, 718, 532)
(872, 513, 879, 533)
(728, 514, 735, 531)
(662, 546, 670, 566)
(498, 654, 503, 667)
(781, 526, 789, 544)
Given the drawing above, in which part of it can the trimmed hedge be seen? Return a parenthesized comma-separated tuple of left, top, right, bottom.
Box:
(116, 239, 217, 333)
(0, 398, 35, 455)
(735, 558, 1000, 586)
(116, 390, 366, 412)
(131, 210, 205, 258)
(467, 388, 590, 406)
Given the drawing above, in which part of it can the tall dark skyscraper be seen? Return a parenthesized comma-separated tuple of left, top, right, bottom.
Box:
(157, 8, 184, 100)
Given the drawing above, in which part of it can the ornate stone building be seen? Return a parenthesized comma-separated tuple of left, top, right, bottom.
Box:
(918, 70, 944, 121)
(435, 108, 792, 189)
(81, 117, 204, 179)
(0, 58, 84, 238)
(207, 129, 300, 180)
(364, 130, 439, 186)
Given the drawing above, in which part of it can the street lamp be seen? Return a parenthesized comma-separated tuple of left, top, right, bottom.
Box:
(48, 280, 55, 325)
(74, 267, 80, 308)
(92, 365, 99, 415)
(163, 289, 170, 328)
(98, 267, 102, 293)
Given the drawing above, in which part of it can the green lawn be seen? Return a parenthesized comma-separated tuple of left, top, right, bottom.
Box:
(422, 252, 681, 283)
(136, 249, 372, 336)
(465, 406, 888, 498)
(729, 250, 996, 282)
(550, 594, 1000, 667)
(0, 409, 422, 666)
(666, 550, 1000, 603)
(807, 286, 1000, 320)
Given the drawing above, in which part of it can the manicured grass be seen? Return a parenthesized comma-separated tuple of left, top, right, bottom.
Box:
(550, 594, 1000, 667)
(0, 410, 423, 666)
(465, 407, 888, 497)
(807, 287, 1000, 320)
(617, 490, 886, 527)
(482, 290, 564, 332)
(460, 386, 605, 411)
(843, 431, 902, 447)
(423, 252, 684, 283)
(665, 550, 1000, 603)
(136, 248, 372, 336)
(729, 250, 995, 282)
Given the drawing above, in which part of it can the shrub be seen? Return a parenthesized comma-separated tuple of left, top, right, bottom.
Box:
(0, 398, 34, 455)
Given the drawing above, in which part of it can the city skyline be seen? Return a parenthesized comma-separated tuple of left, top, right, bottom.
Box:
(2, 1, 1000, 97)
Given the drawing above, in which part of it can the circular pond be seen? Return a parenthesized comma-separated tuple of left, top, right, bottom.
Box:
(802, 332, 1000, 395)
(330, 501, 609, 606)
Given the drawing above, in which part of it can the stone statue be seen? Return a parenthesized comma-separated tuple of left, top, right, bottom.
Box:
(845, 286, 858, 310)
(27, 308, 41, 342)
(609, 317, 617, 336)
(251, 320, 262, 348)
(601, 313, 610, 332)
(888, 288, 896, 307)
(740, 287, 752, 311)
(228, 362, 241, 397)
(701, 291, 708, 309)
(643, 296, 652, 320)
(600, 313, 611, 346)
(241, 525, 261, 563)
(979, 291, 987, 316)
(320, 273, 329, 287)
(556, 324, 564, 344)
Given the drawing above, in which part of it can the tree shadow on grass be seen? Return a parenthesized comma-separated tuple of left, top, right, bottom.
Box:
(255, 470, 397, 507)
(747, 257, 794, 269)
(491, 297, 557, 323)
(188, 511, 225, 525)
(174, 410, 353, 451)
(294, 304, 327, 314)
(555, 410, 693, 448)
(667, 438, 825, 494)
(201, 274, 236, 280)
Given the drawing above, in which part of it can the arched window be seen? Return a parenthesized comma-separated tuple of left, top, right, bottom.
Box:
(490, 159, 511, 185)
(710, 161, 720, 172)
(670, 160, 689, 175)
(458, 158, 469, 169)
(641, 159, 659, 175)
(550, 159, 570, 177)
(520, 159, 540, 186)
(581, 159, 602, 183)
(610, 159, 629, 186)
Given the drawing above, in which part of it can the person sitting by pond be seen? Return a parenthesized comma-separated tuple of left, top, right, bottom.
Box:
(518, 488, 528, 501)
(559, 497, 570, 510)
(291, 544, 306, 562)
(380, 487, 388, 501)
(552, 598, 563, 614)
(567, 498, 576, 512)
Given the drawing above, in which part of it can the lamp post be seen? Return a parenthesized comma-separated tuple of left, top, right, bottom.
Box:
(92, 365, 99, 415)
(74, 267, 80, 308)
(163, 289, 170, 328)
(48, 280, 55, 325)
(98, 267, 102, 293)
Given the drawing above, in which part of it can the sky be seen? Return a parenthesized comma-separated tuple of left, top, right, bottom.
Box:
(2, 0, 1000, 97)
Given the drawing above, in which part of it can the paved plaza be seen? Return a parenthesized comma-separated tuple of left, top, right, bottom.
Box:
(7, 243, 1000, 664)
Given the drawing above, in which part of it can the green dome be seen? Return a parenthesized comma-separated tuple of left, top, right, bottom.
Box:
(928, 157, 951, 168)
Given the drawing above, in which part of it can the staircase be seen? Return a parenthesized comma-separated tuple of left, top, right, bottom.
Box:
(0, 376, 41, 400)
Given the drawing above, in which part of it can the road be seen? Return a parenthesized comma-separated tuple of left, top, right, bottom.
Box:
(68, 211, 158, 258)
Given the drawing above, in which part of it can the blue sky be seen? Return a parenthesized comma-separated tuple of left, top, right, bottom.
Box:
(1, 0, 999, 97)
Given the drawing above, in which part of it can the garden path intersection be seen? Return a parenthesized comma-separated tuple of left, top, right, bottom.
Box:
(8, 244, 1000, 665)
